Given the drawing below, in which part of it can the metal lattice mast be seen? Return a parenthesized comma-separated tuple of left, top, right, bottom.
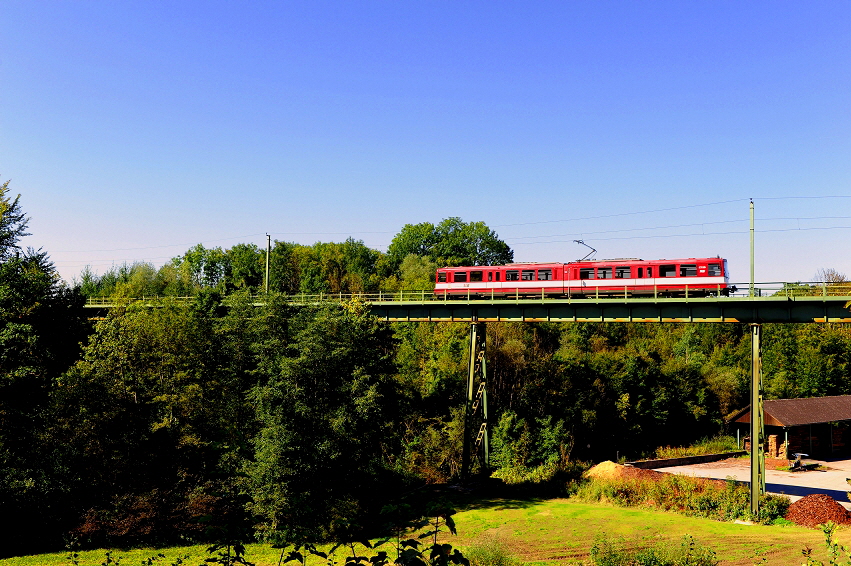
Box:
(461, 321, 489, 480)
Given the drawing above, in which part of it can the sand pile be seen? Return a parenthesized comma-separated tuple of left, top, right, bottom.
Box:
(786, 494, 851, 528)
(584, 461, 665, 481)
(585, 460, 624, 479)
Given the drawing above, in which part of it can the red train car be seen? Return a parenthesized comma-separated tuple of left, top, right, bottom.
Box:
(434, 257, 734, 298)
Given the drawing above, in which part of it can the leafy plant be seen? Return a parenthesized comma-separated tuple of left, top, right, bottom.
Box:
(801, 521, 851, 566)
(275, 507, 469, 566)
(200, 542, 254, 566)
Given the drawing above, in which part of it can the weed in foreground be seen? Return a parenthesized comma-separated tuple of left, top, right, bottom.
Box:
(464, 538, 521, 566)
(588, 534, 718, 566)
(801, 521, 851, 566)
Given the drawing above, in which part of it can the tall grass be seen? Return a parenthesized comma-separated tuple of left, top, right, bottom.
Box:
(589, 534, 719, 566)
(654, 435, 739, 459)
(574, 473, 789, 524)
(464, 538, 522, 566)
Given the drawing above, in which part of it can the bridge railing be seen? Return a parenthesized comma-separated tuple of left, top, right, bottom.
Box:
(83, 281, 851, 308)
(729, 282, 851, 298)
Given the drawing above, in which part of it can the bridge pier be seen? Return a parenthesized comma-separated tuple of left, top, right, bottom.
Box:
(750, 323, 765, 515)
(461, 321, 489, 481)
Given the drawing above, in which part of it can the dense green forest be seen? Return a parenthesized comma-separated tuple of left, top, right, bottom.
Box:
(3, 180, 851, 557)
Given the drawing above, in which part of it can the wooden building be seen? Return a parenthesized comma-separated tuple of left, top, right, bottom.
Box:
(731, 395, 851, 459)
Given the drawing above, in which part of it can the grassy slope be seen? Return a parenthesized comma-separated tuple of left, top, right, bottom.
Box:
(4, 498, 850, 566)
(450, 498, 851, 565)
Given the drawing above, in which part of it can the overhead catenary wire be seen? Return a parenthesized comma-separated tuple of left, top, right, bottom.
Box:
(505, 216, 851, 241)
(510, 224, 851, 245)
(42, 195, 851, 254)
(493, 195, 851, 229)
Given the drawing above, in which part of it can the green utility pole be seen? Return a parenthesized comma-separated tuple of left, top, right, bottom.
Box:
(750, 323, 765, 515)
(265, 234, 271, 294)
(750, 199, 755, 297)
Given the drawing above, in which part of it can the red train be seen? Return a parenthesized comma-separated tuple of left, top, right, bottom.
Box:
(434, 257, 735, 298)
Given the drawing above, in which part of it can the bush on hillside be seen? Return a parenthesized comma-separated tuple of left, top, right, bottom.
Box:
(654, 435, 739, 460)
(575, 473, 789, 524)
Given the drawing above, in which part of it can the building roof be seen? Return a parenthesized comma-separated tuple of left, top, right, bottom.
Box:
(733, 395, 851, 427)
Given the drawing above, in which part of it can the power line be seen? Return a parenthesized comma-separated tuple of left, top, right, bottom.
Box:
(494, 195, 851, 230)
(508, 219, 747, 240)
(510, 224, 851, 244)
(50, 233, 266, 253)
(493, 199, 748, 228)
(758, 195, 851, 201)
(507, 215, 851, 241)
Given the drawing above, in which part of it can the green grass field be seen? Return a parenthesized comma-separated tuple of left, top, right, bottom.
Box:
(3, 498, 849, 566)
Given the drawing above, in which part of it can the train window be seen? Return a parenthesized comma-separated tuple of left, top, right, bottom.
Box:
(637, 267, 643, 278)
(470, 271, 483, 282)
(438, 272, 447, 283)
(537, 269, 552, 281)
(487, 272, 492, 282)
(506, 270, 519, 281)
(597, 267, 612, 279)
(615, 266, 631, 279)
(660, 265, 676, 277)
(680, 264, 697, 277)
(455, 272, 468, 282)
(494, 272, 501, 281)
(579, 268, 593, 280)
(708, 263, 721, 276)
(522, 270, 535, 281)
(647, 267, 652, 278)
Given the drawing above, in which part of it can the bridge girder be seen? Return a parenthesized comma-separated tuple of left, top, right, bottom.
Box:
(370, 296, 851, 324)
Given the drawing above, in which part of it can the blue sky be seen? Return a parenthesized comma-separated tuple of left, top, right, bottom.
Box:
(2, 1, 850, 284)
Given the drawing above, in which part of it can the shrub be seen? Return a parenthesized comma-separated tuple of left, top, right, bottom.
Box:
(491, 459, 592, 498)
(654, 435, 739, 460)
(574, 474, 789, 524)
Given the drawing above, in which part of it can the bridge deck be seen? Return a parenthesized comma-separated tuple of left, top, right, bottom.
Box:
(84, 292, 851, 324)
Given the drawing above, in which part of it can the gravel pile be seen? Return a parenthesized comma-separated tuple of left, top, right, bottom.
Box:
(786, 494, 851, 528)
